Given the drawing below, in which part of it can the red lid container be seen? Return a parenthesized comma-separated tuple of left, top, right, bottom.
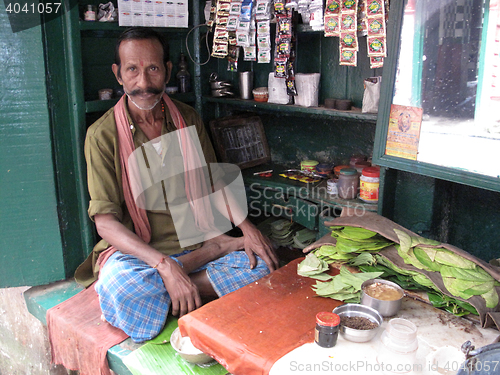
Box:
(362, 167, 381, 178)
(316, 312, 340, 327)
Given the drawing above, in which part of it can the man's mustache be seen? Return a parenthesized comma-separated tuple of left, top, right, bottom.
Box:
(127, 87, 163, 96)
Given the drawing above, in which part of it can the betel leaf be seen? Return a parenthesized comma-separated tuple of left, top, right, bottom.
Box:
(427, 291, 478, 317)
(338, 267, 383, 290)
(481, 288, 499, 309)
(412, 274, 437, 290)
(439, 265, 455, 278)
(307, 273, 334, 281)
(442, 276, 469, 299)
(340, 226, 379, 240)
(413, 247, 442, 272)
(449, 279, 488, 294)
(405, 247, 432, 271)
(410, 236, 441, 247)
(335, 238, 391, 254)
(394, 229, 412, 255)
(348, 253, 376, 267)
(449, 266, 494, 283)
(297, 253, 329, 277)
(315, 245, 337, 257)
(434, 249, 477, 270)
(462, 280, 495, 296)
(376, 253, 420, 276)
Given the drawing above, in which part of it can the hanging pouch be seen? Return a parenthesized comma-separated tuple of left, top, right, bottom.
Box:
(362, 76, 382, 113)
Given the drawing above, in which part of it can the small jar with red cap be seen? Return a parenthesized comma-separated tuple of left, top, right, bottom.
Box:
(360, 167, 380, 203)
(315, 312, 340, 348)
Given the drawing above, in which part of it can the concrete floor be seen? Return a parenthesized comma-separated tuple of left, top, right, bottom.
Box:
(0, 286, 70, 375)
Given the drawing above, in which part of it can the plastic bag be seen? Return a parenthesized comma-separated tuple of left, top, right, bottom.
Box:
(362, 76, 382, 113)
(295, 73, 320, 107)
(98, 2, 117, 22)
(268, 72, 290, 104)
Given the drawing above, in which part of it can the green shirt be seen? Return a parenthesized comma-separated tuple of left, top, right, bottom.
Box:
(75, 98, 218, 286)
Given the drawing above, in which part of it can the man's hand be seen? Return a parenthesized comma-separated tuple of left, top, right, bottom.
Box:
(156, 259, 202, 317)
(241, 222, 279, 272)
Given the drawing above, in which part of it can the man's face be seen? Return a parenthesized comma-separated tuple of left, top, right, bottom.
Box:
(112, 38, 171, 110)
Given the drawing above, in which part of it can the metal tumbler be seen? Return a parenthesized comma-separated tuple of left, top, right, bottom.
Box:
(239, 71, 253, 99)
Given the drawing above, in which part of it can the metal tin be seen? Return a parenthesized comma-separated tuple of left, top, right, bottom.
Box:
(361, 278, 404, 317)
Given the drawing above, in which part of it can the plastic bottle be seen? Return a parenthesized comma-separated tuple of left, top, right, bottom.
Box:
(338, 168, 359, 200)
(359, 167, 380, 203)
(176, 53, 191, 93)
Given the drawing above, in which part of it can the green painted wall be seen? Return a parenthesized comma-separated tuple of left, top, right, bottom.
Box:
(0, 7, 65, 287)
(381, 169, 500, 263)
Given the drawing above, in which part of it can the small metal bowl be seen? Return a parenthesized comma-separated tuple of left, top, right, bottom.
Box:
(170, 328, 213, 365)
(361, 279, 404, 317)
(333, 304, 383, 343)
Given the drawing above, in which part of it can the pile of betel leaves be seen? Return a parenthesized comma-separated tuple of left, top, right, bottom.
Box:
(297, 226, 499, 316)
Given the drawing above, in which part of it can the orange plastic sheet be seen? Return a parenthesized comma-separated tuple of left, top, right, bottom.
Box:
(178, 258, 342, 375)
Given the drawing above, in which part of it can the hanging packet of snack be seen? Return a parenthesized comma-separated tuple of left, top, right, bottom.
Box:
(339, 47, 357, 66)
(274, 0, 287, 15)
(324, 14, 340, 37)
(255, 0, 272, 20)
(338, 0, 358, 66)
(258, 49, 271, 63)
(364, 0, 387, 67)
(274, 57, 288, 77)
(286, 60, 298, 96)
(227, 44, 240, 71)
(211, 0, 231, 58)
(244, 45, 257, 61)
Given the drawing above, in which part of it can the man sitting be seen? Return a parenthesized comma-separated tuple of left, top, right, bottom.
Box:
(75, 27, 279, 342)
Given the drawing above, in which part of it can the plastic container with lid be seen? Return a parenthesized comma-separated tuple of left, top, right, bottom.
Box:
(354, 161, 371, 175)
(338, 168, 359, 200)
(315, 163, 333, 177)
(315, 312, 340, 348)
(377, 318, 418, 373)
(301, 160, 319, 172)
(252, 87, 269, 102)
(349, 154, 367, 169)
(327, 178, 338, 195)
(359, 167, 380, 203)
(333, 165, 350, 178)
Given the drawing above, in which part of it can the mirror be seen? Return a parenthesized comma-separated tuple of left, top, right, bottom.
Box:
(374, 0, 500, 187)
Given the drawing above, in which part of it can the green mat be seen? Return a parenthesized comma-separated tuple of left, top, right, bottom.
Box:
(122, 318, 228, 375)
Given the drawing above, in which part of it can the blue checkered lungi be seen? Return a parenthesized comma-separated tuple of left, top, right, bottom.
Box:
(95, 250, 270, 342)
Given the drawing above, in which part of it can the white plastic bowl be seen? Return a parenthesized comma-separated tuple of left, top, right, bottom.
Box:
(170, 328, 213, 365)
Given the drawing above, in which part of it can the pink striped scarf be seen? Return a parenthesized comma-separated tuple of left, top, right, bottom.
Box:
(47, 94, 216, 375)
(114, 92, 215, 239)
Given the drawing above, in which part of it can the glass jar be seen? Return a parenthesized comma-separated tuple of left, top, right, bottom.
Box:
(327, 178, 338, 195)
(84, 4, 96, 21)
(176, 53, 191, 93)
(315, 312, 340, 348)
(360, 167, 380, 203)
(377, 318, 418, 373)
(338, 168, 359, 199)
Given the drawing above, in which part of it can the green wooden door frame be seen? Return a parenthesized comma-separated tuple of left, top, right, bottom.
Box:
(42, 2, 97, 278)
(373, 0, 500, 193)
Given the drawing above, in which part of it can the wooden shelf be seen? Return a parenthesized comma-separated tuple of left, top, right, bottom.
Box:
(79, 21, 190, 39)
(204, 96, 378, 122)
